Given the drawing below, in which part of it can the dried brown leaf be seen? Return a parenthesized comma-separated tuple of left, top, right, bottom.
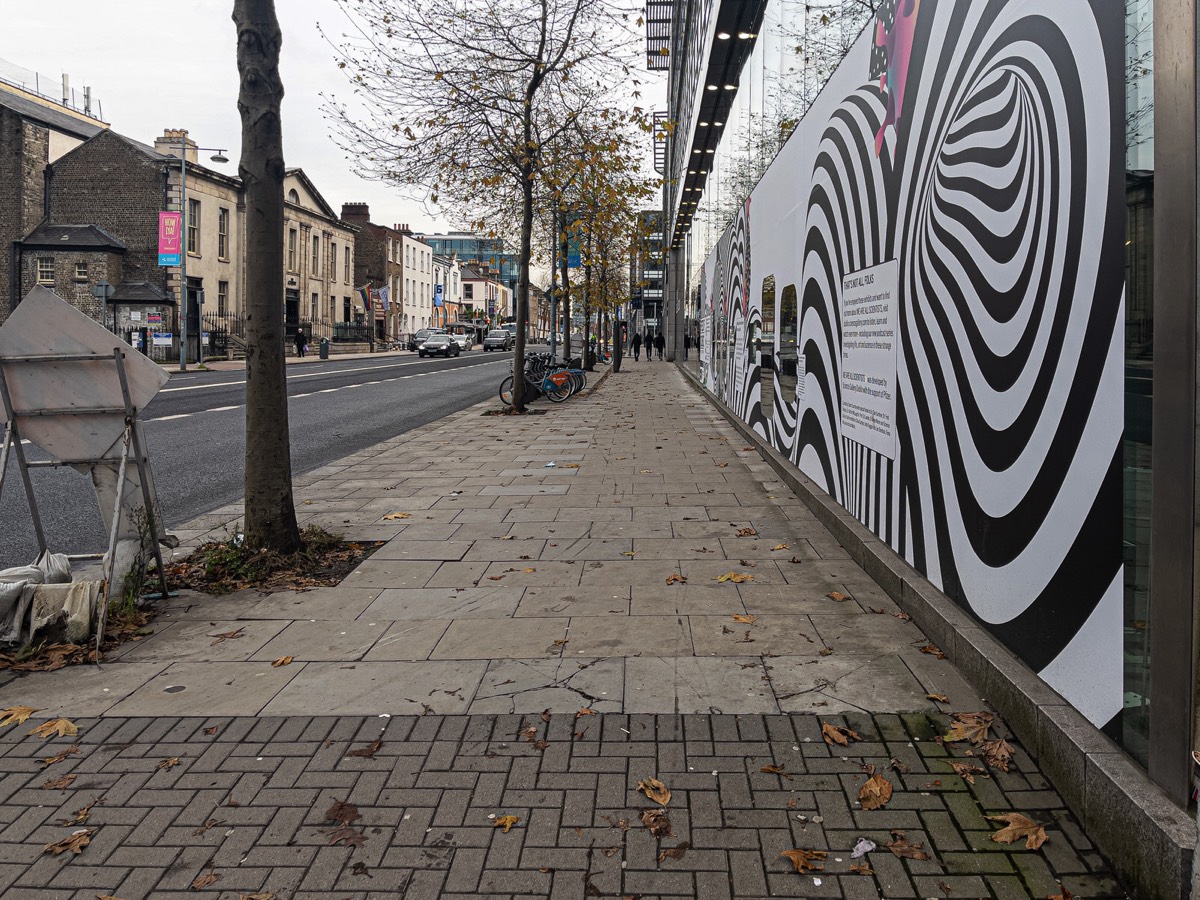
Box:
(61, 794, 103, 826)
(325, 824, 367, 848)
(30, 718, 78, 739)
(382, 512, 412, 520)
(41, 773, 76, 790)
(779, 847, 827, 873)
(636, 777, 671, 806)
(858, 773, 894, 810)
(190, 870, 220, 889)
(44, 827, 92, 856)
(715, 571, 753, 583)
(665, 573, 686, 585)
(203, 726, 220, 736)
(157, 757, 181, 770)
(988, 812, 1048, 850)
(927, 692, 951, 703)
(641, 807, 673, 837)
(821, 722, 861, 746)
(576, 707, 597, 718)
(271, 655, 294, 667)
(885, 831, 932, 860)
(41, 744, 80, 768)
(760, 765, 793, 780)
(494, 814, 520, 833)
(192, 818, 224, 836)
(980, 738, 1014, 772)
(324, 799, 362, 826)
(735, 527, 758, 537)
(657, 840, 690, 862)
(827, 591, 851, 602)
(849, 862, 875, 875)
(1048, 887, 1075, 900)
(731, 614, 757, 625)
(345, 739, 383, 759)
(945, 711, 994, 745)
(771, 544, 790, 551)
(919, 643, 947, 659)
(949, 761, 988, 784)
(0, 705, 38, 726)
(209, 627, 245, 646)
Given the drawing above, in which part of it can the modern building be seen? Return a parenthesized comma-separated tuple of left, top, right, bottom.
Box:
(418, 231, 521, 299)
(655, 0, 1195, 895)
(629, 209, 665, 340)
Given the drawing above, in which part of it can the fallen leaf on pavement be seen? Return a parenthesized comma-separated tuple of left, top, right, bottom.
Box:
(30, 718, 78, 739)
(981, 738, 1014, 772)
(621, 551, 637, 557)
(760, 765, 793, 781)
(0, 705, 37, 726)
(821, 723, 862, 746)
(779, 848, 827, 873)
(326, 824, 367, 848)
(43, 828, 92, 856)
(731, 614, 757, 625)
(716, 462, 729, 468)
(927, 693, 950, 703)
(665, 574, 686, 585)
(271, 656, 294, 667)
(325, 799, 362, 826)
(203, 726, 220, 736)
(382, 512, 412, 520)
(715, 571, 753, 583)
(641, 807, 673, 837)
(576, 707, 597, 718)
(885, 830, 932, 860)
(735, 527, 758, 537)
(1048, 887, 1075, 900)
(950, 761, 989, 784)
(41, 745, 80, 767)
(61, 794, 103, 826)
(819, 645, 834, 656)
(487, 575, 505, 581)
(657, 841, 689, 862)
(209, 627, 245, 646)
(562, 464, 580, 469)
(849, 862, 875, 875)
(239, 892, 276, 900)
(500, 535, 515, 541)
(346, 739, 383, 759)
(42, 774, 76, 790)
(893, 610, 912, 620)
(919, 643, 947, 659)
(637, 777, 671, 806)
(858, 773, 893, 810)
(350, 861, 371, 878)
(157, 757, 181, 770)
(945, 711, 994, 745)
(827, 591, 851, 602)
(494, 815, 520, 833)
(192, 818, 224, 836)
(889, 757, 911, 774)
(988, 812, 1048, 849)
(522, 567, 537, 573)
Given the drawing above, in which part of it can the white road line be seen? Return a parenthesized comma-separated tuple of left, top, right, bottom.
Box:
(160, 357, 501, 393)
(208, 405, 241, 412)
(151, 414, 192, 422)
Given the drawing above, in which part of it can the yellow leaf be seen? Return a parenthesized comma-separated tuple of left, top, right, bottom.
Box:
(988, 812, 1048, 850)
(0, 705, 38, 726)
(858, 773, 893, 810)
(821, 722, 861, 746)
(522, 567, 537, 573)
(715, 571, 753, 583)
(494, 814, 520, 833)
(621, 551, 637, 557)
(779, 848, 826, 873)
(30, 718, 78, 740)
(731, 614, 757, 625)
(382, 512, 412, 520)
(562, 463, 580, 469)
(771, 544, 789, 551)
(636, 777, 671, 806)
(927, 693, 950, 703)
(665, 574, 686, 585)
(272, 656, 294, 667)
(827, 591, 851, 602)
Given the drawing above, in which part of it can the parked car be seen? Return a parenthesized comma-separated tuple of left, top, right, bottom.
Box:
(419, 333, 460, 358)
(483, 329, 513, 351)
(407, 328, 443, 352)
(449, 331, 472, 351)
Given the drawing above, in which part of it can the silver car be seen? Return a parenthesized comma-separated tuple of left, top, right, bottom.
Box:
(450, 331, 472, 351)
(483, 329, 512, 351)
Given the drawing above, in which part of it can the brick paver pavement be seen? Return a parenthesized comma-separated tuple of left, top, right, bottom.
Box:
(0, 361, 1125, 898)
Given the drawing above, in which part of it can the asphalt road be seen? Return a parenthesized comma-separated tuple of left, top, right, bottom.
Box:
(0, 350, 510, 571)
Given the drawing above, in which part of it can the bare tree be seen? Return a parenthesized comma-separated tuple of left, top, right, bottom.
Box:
(234, 0, 300, 553)
(324, 0, 640, 409)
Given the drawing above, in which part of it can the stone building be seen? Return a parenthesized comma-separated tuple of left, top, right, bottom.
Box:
(431, 253, 462, 329)
(284, 170, 359, 342)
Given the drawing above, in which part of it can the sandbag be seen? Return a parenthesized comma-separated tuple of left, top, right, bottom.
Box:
(36, 551, 71, 584)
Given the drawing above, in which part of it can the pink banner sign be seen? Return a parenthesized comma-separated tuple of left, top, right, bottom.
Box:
(158, 211, 182, 266)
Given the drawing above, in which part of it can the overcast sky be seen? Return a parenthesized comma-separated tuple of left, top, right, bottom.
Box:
(1, 1, 664, 236)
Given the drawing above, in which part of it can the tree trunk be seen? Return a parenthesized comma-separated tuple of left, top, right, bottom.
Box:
(234, 0, 300, 553)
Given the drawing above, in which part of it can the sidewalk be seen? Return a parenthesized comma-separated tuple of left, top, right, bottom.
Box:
(0, 363, 1122, 898)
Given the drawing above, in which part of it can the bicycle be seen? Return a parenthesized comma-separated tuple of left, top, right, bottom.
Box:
(498, 353, 584, 404)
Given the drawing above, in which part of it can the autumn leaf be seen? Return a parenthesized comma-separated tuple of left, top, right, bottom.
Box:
(927, 693, 951, 703)
(576, 707, 597, 718)
(30, 718, 78, 739)
(779, 848, 827, 873)
(60, 795, 103, 826)
(950, 761, 988, 784)
(760, 765, 793, 781)
(522, 567, 537, 573)
(326, 824, 367, 848)
(203, 725, 220, 736)
(849, 862, 875, 875)
(621, 551, 637, 557)
(981, 738, 1014, 772)
(821, 722, 862, 746)
(641, 807, 672, 837)
(637, 777, 671, 806)
(157, 757, 181, 770)
(919, 643, 947, 659)
(209, 627, 245, 646)
(272, 656, 294, 667)
(382, 512, 412, 520)
(665, 574, 686, 585)
(715, 571, 753, 583)
(771, 543, 790, 551)
(1048, 887, 1075, 900)
(885, 831, 932, 860)
(346, 739, 383, 759)
(41, 773, 76, 790)
(487, 575, 505, 581)
(192, 818, 223, 836)
(988, 812, 1048, 850)
(657, 841, 689, 862)
(43, 828, 92, 855)
(0, 705, 38, 726)
(731, 613, 757, 625)
(827, 591, 851, 602)
(562, 463, 580, 469)
(41, 744, 80, 767)
(735, 527, 757, 537)
(858, 773, 893, 810)
(494, 814, 520, 833)
(716, 462, 729, 468)
(325, 799, 362, 826)
(945, 711, 994, 745)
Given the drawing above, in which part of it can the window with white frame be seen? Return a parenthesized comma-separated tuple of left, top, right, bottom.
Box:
(331, 242, 337, 278)
(312, 235, 320, 275)
(218, 208, 230, 259)
(187, 199, 201, 254)
(37, 258, 54, 284)
(344, 247, 350, 283)
(288, 228, 297, 271)
(74, 261, 88, 281)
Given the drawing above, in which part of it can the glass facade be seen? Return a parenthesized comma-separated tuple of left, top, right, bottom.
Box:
(420, 233, 521, 297)
(1122, 0, 1154, 766)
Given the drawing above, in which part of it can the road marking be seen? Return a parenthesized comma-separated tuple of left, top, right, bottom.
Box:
(208, 405, 241, 412)
(151, 414, 192, 421)
(159, 357, 504, 393)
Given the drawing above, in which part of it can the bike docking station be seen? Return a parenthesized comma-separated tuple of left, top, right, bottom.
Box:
(0, 286, 175, 657)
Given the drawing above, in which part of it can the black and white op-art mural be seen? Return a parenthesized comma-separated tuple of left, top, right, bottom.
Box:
(698, 0, 1124, 726)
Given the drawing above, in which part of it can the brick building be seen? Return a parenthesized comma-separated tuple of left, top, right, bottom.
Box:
(340, 202, 399, 342)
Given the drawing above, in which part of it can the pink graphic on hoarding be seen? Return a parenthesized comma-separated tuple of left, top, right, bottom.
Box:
(158, 211, 183, 266)
(875, 0, 922, 157)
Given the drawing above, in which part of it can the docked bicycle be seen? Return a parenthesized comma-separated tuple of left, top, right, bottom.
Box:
(498, 352, 587, 405)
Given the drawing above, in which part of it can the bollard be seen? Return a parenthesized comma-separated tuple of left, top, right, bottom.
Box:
(319, 338, 330, 360)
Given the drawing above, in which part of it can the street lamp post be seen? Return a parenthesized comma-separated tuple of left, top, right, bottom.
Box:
(174, 139, 229, 371)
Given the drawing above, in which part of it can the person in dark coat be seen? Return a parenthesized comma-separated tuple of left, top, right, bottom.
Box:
(294, 327, 306, 358)
(631, 331, 642, 361)
(654, 331, 665, 360)
(684, 333, 691, 359)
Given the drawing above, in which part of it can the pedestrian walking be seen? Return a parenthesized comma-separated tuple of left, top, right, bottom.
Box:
(294, 327, 306, 358)
(631, 332, 642, 361)
(684, 333, 691, 360)
(655, 331, 665, 360)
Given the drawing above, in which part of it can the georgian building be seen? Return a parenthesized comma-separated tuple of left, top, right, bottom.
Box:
(431, 253, 462, 328)
(460, 265, 511, 324)
(283, 170, 358, 341)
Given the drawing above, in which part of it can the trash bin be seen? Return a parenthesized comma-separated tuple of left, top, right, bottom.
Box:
(319, 337, 330, 360)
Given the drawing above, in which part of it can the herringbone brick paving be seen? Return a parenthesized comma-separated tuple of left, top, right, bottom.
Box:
(0, 712, 1121, 899)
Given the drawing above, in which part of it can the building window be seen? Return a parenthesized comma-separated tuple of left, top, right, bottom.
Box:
(330, 295, 337, 322)
(344, 247, 350, 282)
(218, 208, 229, 259)
(331, 243, 337, 279)
(187, 198, 201, 254)
(288, 228, 297, 271)
(37, 258, 54, 285)
(312, 235, 320, 275)
(217, 280, 229, 315)
(464, 283, 473, 300)
(74, 261, 88, 281)
(288, 188, 299, 204)
(311, 292, 319, 320)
